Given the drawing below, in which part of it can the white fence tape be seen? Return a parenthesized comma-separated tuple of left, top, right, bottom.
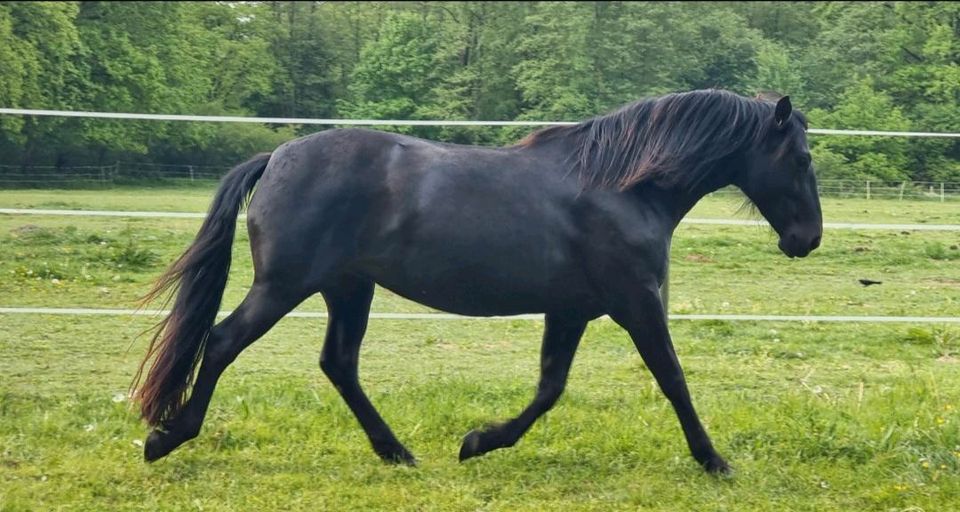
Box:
(2, 108, 960, 137)
(2, 208, 958, 231)
(0, 307, 957, 323)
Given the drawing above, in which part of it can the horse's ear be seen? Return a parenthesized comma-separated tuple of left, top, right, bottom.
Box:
(775, 96, 792, 129)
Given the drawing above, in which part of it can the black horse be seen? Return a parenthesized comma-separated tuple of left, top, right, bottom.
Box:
(133, 89, 822, 474)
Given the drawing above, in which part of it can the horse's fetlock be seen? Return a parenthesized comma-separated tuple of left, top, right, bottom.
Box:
(182, 422, 202, 440)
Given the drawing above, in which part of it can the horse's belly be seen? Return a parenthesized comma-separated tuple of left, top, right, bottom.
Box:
(373, 276, 581, 317)
(360, 248, 595, 317)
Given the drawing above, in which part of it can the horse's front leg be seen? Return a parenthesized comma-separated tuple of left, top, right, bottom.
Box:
(608, 280, 730, 475)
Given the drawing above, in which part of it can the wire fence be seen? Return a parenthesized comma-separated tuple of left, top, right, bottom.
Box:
(4, 107, 960, 138)
(1, 109, 959, 197)
(2, 110, 957, 325)
(712, 180, 958, 202)
(2, 162, 957, 201)
(0, 162, 227, 188)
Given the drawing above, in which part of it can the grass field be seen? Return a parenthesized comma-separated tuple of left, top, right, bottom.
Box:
(1, 187, 958, 511)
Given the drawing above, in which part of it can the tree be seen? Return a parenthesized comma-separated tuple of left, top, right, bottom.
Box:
(0, 1, 958, 180)
(808, 78, 912, 181)
(258, 1, 336, 120)
(746, 43, 806, 105)
(0, 2, 80, 166)
(337, 10, 447, 135)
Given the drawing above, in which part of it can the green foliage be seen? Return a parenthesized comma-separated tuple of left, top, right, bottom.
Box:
(258, 1, 336, 120)
(0, 1, 958, 182)
(923, 242, 960, 261)
(809, 78, 913, 181)
(0, 2, 80, 156)
(747, 43, 805, 104)
(107, 240, 158, 270)
(512, 2, 595, 121)
(338, 11, 445, 135)
(905, 326, 960, 359)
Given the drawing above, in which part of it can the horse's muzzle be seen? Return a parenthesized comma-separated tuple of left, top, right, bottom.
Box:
(779, 231, 821, 258)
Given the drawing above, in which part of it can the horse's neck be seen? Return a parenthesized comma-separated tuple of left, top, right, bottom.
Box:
(640, 165, 737, 230)
(518, 136, 737, 229)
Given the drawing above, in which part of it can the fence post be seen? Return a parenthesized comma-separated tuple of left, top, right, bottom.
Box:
(189, 165, 194, 182)
(866, 180, 871, 200)
(942, 182, 946, 202)
(899, 182, 906, 200)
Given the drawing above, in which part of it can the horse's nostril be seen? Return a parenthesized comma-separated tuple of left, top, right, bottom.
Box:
(811, 235, 821, 250)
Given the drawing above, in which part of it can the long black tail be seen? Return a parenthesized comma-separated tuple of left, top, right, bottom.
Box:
(132, 152, 271, 426)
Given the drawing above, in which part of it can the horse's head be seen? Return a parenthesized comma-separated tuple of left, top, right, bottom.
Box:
(735, 95, 823, 258)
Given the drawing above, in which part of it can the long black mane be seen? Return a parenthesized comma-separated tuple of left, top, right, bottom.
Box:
(518, 89, 788, 191)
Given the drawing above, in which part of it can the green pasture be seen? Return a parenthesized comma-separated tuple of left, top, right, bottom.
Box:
(1, 188, 958, 511)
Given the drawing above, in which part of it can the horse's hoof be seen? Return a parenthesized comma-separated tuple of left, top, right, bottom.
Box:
(391, 449, 417, 466)
(703, 456, 732, 476)
(143, 430, 172, 462)
(458, 429, 485, 462)
(376, 444, 417, 466)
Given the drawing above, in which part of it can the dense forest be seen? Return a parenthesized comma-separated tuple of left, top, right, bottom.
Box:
(1, 1, 958, 183)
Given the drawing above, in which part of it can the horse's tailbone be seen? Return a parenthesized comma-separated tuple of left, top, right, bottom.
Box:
(131, 152, 271, 426)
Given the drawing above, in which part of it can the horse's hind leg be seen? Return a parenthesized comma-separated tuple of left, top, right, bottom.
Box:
(144, 282, 305, 461)
(459, 315, 587, 461)
(319, 276, 415, 465)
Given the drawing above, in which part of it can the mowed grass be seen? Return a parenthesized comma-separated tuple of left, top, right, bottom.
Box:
(1, 187, 959, 510)
(2, 316, 958, 511)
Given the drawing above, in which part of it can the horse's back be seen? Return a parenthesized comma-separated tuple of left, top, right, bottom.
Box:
(253, 128, 525, 193)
